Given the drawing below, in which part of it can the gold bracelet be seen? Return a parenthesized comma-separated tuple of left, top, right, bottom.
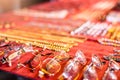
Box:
(5, 29, 85, 43)
(0, 34, 70, 52)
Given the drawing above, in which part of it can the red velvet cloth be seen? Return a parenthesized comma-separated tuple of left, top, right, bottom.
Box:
(0, 0, 119, 80)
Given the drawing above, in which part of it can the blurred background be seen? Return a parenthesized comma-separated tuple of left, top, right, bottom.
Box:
(0, 0, 50, 13)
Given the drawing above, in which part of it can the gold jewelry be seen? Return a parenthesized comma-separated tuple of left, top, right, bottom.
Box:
(0, 33, 71, 52)
(5, 29, 85, 43)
